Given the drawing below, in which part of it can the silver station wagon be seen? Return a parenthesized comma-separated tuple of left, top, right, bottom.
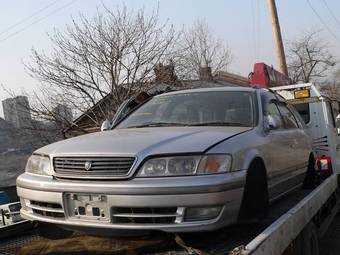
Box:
(17, 87, 314, 233)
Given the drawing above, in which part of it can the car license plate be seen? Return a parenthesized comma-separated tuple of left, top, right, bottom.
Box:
(65, 193, 109, 222)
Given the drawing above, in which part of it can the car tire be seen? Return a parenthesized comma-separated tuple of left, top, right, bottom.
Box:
(238, 159, 269, 222)
(303, 154, 317, 189)
(36, 222, 73, 240)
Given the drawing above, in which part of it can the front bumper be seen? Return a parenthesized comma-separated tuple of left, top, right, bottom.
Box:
(17, 171, 246, 232)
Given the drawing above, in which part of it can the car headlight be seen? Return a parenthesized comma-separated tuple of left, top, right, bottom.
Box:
(197, 155, 232, 175)
(137, 154, 232, 177)
(25, 154, 52, 176)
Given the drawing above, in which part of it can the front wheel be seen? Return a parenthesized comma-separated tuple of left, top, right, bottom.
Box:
(238, 159, 269, 222)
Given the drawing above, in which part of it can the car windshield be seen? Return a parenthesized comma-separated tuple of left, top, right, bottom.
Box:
(116, 91, 255, 129)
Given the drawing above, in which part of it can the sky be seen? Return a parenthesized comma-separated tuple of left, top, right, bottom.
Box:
(0, 0, 340, 117)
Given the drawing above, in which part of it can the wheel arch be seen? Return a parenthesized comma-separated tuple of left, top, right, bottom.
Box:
(246, 156, 268, 180)
(240, 148, 267, 173)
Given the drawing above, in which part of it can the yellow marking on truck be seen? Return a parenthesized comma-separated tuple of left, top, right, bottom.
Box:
(294, 89, 310, 99)
(287, 97, 320, 105)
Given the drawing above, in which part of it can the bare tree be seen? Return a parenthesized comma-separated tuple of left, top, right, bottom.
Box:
(175, 19, 233, 80)
(25, 5, 178, 131)
(18, 9, 235, 138)
(286, 30, 336, 83)
(319, 69, 340, 101)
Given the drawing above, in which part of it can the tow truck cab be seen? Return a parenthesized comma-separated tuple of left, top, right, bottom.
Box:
(272, 83, 340, 175)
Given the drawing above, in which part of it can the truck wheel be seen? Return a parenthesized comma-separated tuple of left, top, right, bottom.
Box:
(238, 159, 269, 222)
(300, 222, 319, 255)
(37, 222, 73, 240)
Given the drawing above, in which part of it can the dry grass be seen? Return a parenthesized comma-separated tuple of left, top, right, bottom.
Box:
(17, 234, 171, 255)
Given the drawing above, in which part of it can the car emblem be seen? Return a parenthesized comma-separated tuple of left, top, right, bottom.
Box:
(84, 161, 92, 171)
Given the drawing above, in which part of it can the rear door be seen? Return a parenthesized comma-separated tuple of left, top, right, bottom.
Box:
(265, 100, 289, 175)
(263, 99, 297, 200)
(277, 102, 309, 182)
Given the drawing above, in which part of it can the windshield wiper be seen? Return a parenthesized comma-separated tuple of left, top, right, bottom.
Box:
(189, 122, 249, 127)
(126, 122, 189, 128)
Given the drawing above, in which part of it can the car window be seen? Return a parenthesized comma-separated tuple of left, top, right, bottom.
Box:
(293, 103, 310, 124)
(287, 104, 306, 129)
(277, 103, 299, 129)
(266, 102, 284, 129)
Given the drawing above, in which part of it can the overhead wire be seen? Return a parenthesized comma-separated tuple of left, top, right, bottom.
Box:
(0, 0, 78, 43)
(0, 0, 60, 37)
(306, 0, 340, 44)
(321, 0, 340, 30)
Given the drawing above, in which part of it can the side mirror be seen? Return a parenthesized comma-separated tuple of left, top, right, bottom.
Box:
(265, 115, 281, 131)
(100, 119, 111, 131)
(336, 114, 340, 135)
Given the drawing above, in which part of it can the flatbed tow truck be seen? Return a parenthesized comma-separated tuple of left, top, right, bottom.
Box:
(1, 83, 340, 255)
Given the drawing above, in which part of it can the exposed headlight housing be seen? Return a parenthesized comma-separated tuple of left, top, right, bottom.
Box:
(137, 154, 232, 177)
(25, 154, 52, 176)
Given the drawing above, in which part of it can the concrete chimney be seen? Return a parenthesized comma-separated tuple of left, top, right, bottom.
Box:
(199, 65, 213, 81)
(154, 62, 177, 84)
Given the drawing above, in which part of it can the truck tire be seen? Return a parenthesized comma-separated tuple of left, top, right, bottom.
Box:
(238, 159, 269, 222)
(300, 222, 319, 255)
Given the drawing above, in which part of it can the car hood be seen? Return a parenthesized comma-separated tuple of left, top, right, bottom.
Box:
(36, 127, 252, 157)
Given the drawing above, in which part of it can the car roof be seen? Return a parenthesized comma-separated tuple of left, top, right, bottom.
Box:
(156, 86, 257, 97)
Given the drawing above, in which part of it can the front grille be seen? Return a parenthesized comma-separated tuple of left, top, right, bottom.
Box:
(28, 200, 65, 218)
(32, 209, 64, 218)
(112, 207, 180, 225)
(53, 157, 136, 179)
(30, 201, 62, 209)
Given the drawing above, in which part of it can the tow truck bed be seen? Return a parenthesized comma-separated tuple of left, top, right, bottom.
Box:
(2, 175, 334, 255)
(238, 174, 338, 255)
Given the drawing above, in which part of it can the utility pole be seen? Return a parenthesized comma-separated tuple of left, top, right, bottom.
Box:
(267, 0, 288, 76)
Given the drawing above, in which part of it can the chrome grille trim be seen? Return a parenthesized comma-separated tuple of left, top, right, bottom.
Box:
(112, 207, 183, 225)
(53, 157, 136, 179)
(27, 200, 65, 218)
(29, 204, 64, 213)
